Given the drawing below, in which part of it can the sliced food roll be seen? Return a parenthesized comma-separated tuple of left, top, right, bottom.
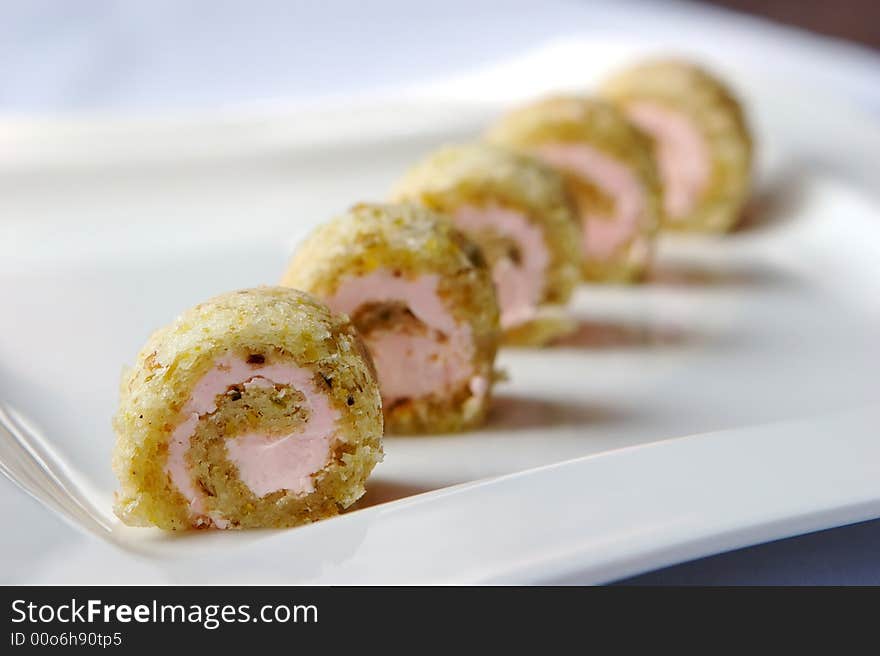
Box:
(600, 59, 752, 232)
(488, 96, 662, 283)
(392, 143, 581, 346)
(112, 287, 383, 530)
(281, 202, 500, 434)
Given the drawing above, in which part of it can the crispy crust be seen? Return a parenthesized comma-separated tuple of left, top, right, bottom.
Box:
(391, 142, 581, 345)
(281, 202, 500, 433)
(600, 59, 753, 232)
(487, 96, 662, 283)
(111, 287, 383, 530)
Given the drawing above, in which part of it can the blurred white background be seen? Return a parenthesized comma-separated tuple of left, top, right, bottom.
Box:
(1, 0, 879, 115)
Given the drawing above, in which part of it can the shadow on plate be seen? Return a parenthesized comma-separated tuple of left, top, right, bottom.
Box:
(482, 393, 632, 433)
(553, 319, 696, 349)
(734, 165, 809, 234)
(353, 395, 636, 509)
(646, 260, 798, 289)
(355, 480, 441, 509)
(641, 166, 808, 288)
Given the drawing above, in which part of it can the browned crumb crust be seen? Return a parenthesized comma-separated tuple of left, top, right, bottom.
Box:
(112, 287, 383, 530)
(281, 202, 500, 433)
(600, 59, 753, 232)
(391, 142, 582, 344)
(486, 95, 662, 283)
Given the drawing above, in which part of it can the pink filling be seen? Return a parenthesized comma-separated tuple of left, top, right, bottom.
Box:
(452, 205, 549, 329)
(534, 143, 645, 261)
(325, 270, 481, 405)
(166, 355, 339, 527)
(625, 102, 710, 220)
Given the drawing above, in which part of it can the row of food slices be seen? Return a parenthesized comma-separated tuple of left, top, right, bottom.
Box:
(112, 59, 753, 530)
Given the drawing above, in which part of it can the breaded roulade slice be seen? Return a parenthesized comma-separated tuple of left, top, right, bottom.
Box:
(600, 59, 752, 232)
(112, 287, 383, 530)
(281, 203, 500, 434)
(392, 143, 581, 346)
(487, 96, 662, 283)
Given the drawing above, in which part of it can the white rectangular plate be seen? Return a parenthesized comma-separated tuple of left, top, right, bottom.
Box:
(1, 40, 879, 584)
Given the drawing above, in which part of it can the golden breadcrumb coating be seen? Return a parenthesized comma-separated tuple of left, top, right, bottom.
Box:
(281, 202, 500, 433)
(392, 142, 581, 345)
(487, 96, 662, 283)
(600, 58, 753, 232)
(112, 287, 383, 530)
